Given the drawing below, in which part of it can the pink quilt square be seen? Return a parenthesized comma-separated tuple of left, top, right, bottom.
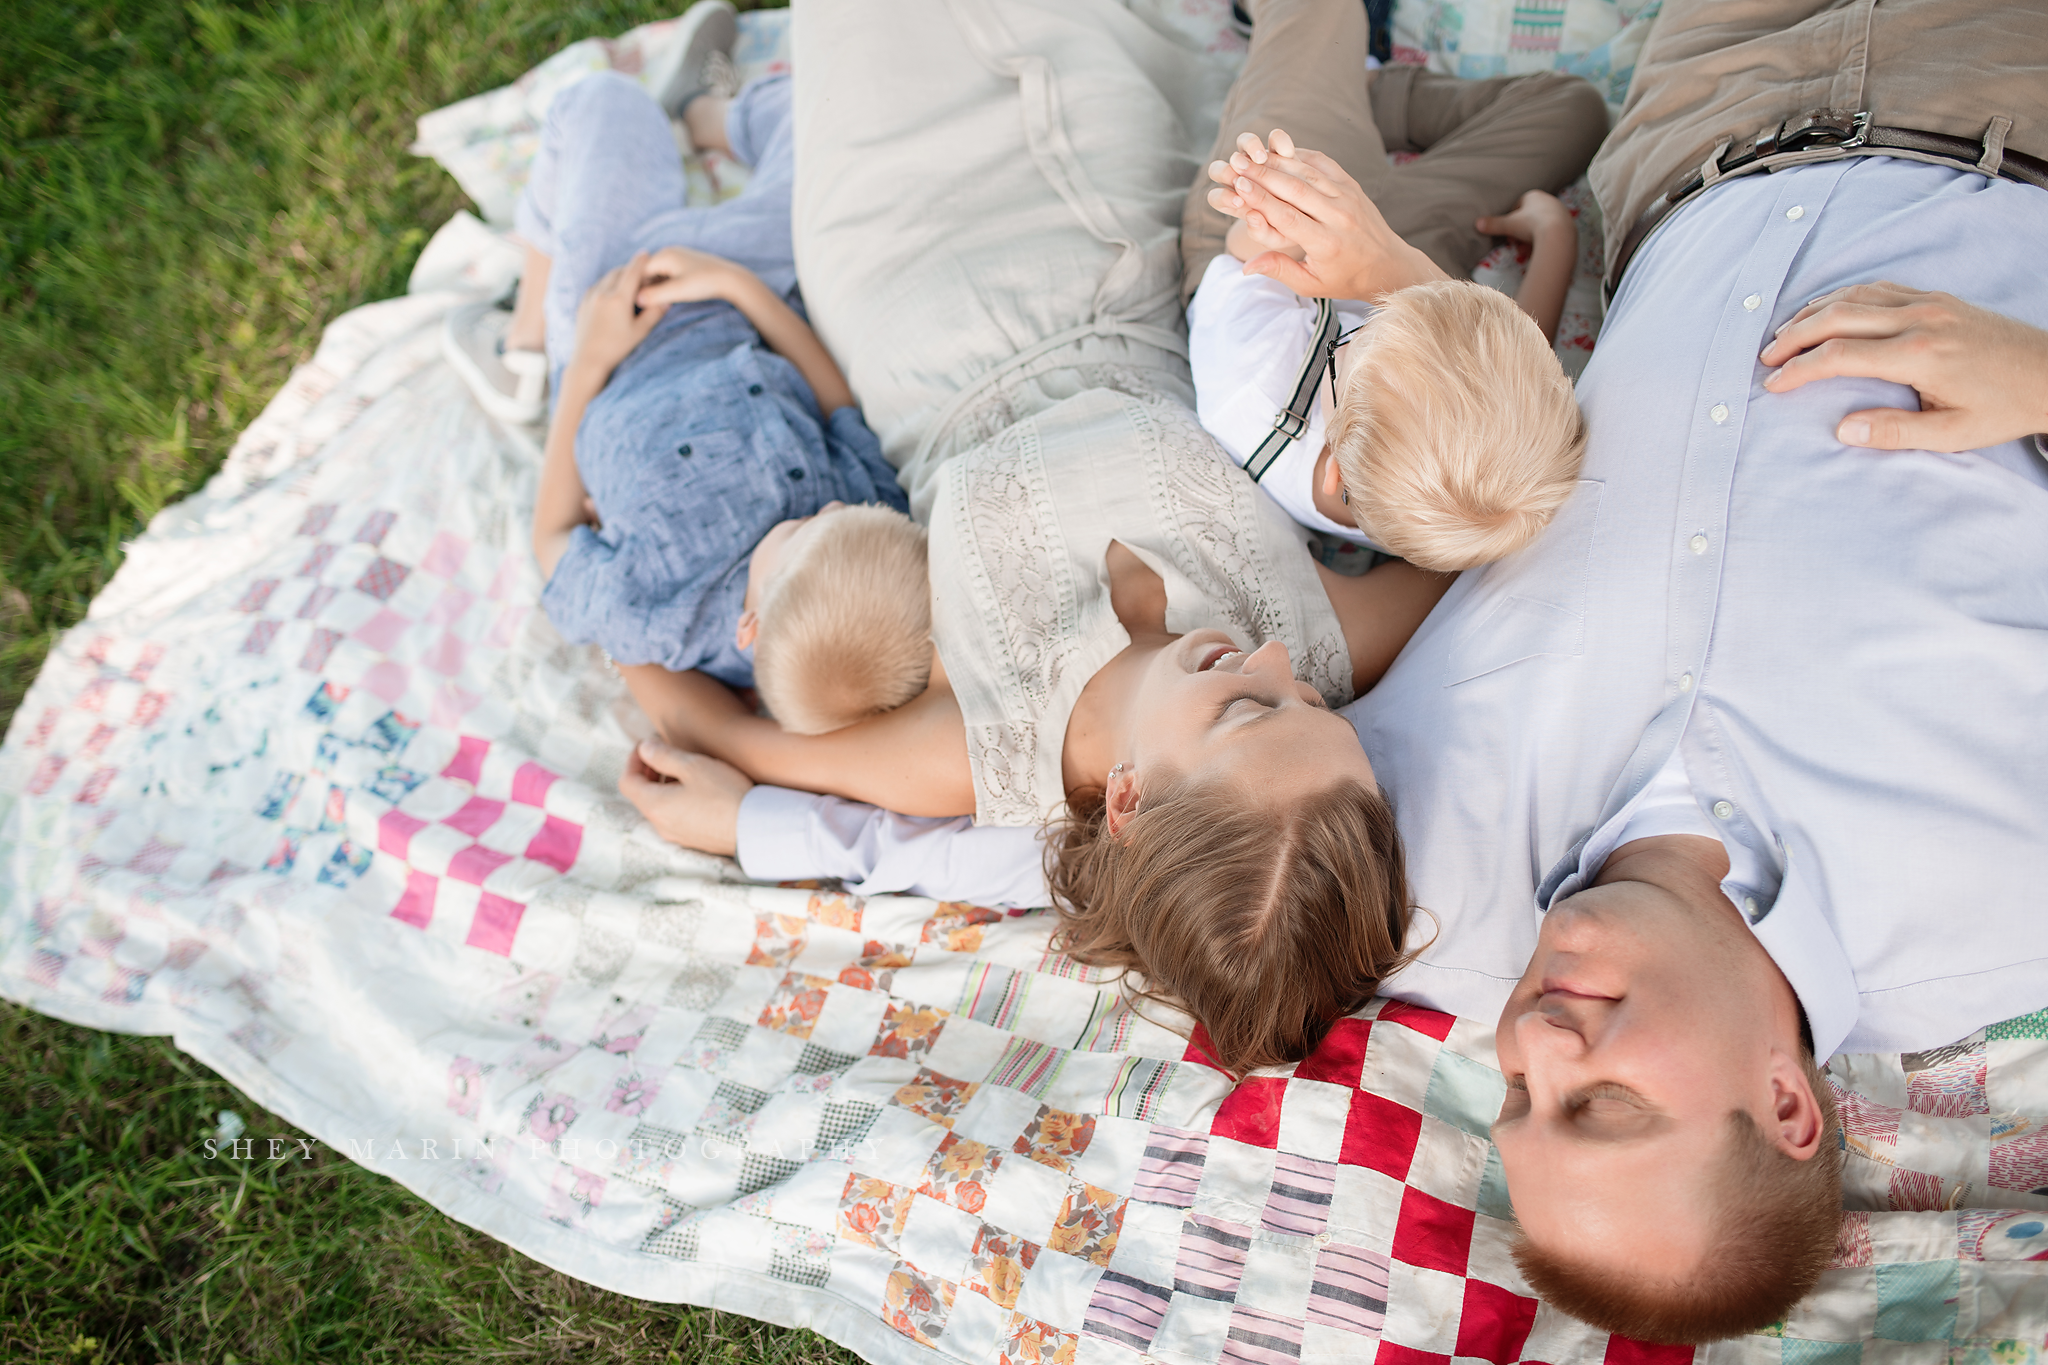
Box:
(421, 531, 470, 578)
(486, 554, 520, 601)
(360, 661, 409, 703)
(429, 684, 480, 728)
(1454, 1279, 1538, 1363)
(484, 604, 529, 649)
(423, 632, 466, 677)
(1211, 1077, 1287, 1149)
(27, 754, 67, 796)
(378, 809, 428, 858)
(1340, 1091, 1423, 1180)
(525, 815, 582, 874)
(447, 843, 513, 886)
(442, 735, 489, 785)
(354, 609, 410, 653)
(445, 796, 505, 838)
(424, 585, 475, 628)
(1377, 1000, 1456, 1041)
(466, 891, 525, 955)
(1390, 1187, 1474, 1277)
(511, 761, 558, 806)
(392, 869, 437, 928)
(1294, 1018, 1371, 1086)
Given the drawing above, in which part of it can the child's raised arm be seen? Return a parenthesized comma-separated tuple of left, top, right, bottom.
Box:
(1476, 190, 1578, 344)
(637, 247, 855, 414)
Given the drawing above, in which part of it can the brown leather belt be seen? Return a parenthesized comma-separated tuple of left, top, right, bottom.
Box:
(1606, 109, 2048, 300)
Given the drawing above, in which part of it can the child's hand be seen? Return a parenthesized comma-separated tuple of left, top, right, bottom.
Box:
(637, 246, 745, 308)
(1206, 129, 1446, 300)
(1476, 190, 1574, 248)
(569, 252, 669, 387)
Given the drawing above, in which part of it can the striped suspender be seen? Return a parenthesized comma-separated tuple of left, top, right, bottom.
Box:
(1243, 297, 1338, 483)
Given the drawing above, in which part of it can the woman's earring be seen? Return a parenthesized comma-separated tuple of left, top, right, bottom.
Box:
(1340, 487, 1350, 506)
(1109, 762, 1125, 782)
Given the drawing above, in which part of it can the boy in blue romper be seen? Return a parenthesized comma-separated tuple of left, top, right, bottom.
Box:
(508, 70, 928, 738)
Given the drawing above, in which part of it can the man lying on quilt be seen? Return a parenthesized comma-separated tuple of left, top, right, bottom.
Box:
(628, 0, 2048, 1345)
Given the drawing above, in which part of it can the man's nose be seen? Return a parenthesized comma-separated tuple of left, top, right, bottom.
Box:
(1516, 1000, 1592, 1061)
(1243, 639, 1294, 675)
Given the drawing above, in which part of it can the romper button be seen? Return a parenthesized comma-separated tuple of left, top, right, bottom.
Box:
(748, 383, 764, 396)
(787, 468, 805, 481)
(677, 443, 692, 457)
(1743, 294, 1762, 311)
(1710, 403, 1729, 424)
(1713, 800, 1734, 820)
(1689, 534, 1708, 554)
(1785, 205, 1804, 220)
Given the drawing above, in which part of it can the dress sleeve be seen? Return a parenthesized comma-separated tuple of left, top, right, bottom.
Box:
(735, 785, 1050, 907)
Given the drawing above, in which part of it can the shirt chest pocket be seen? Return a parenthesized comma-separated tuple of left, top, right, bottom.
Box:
(1443, 479, 1603, 687)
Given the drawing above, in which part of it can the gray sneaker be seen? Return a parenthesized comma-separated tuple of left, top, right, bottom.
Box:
(443, 301, 548, 426)
(646, 0, 739, 119)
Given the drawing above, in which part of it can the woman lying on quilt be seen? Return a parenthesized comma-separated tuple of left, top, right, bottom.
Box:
(618, 0, 1607, 1079)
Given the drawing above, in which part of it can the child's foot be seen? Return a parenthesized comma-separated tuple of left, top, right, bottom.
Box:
(444, 302, 548, 426)
(680, 92, 734, 156)
(646, 0, 738, 119)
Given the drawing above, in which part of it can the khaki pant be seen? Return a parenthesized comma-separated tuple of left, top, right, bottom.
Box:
(1590, 0, 2048, 284)
(1180, 0, 1610, 300)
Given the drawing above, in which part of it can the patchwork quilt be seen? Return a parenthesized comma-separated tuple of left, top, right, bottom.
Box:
(4, 5, 2046, 1364)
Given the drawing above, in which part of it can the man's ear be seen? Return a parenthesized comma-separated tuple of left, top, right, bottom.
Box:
(734, 610, 759, 651)
(1765, 1047, 1826, 1160)
(1103, 764, 1141, 838)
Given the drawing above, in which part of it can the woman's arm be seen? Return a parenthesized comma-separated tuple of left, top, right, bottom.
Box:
(1317, 557, 1456, 695)
(637, 247, 855, 414)
(533, 254, 671, 575)
(1476, 190, 1577, 344)
(619, 655, 976, 818)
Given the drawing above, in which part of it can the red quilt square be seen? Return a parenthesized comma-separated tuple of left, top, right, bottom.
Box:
(446, 843, 513, 886)
(1373, 1346, 1451, 1365)
(1293, 1017, 1371, 1086)
(1391, 1187, 1474, 1276)
(1339, 1090, 1422, 1180)
(1604, 1337, 1696, 1364)
(1183, 1024, 1228, 1073)
(1377, 999, 1456, 1041)
(525, 815, 582, 874)
(1454, 1278, 1538, 1362)
(1211, 1077, 1287, 1149)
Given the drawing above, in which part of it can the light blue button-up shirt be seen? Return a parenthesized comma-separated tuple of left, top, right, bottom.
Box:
(1353, 158, 2048, 1058)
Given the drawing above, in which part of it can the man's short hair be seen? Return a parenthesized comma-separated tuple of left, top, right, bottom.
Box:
(753, 504, 931, 735)
(1511, 1051, 1844, 1343)
(1328, 278, 1586, 572)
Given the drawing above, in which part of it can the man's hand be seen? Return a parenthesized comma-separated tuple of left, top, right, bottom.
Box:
(1759, 282, 2048, 453)
(1206, 129, 1447, 300)
(635, 245, 746, 309)
(568, 253, 669, 387)
(617, 739, 755, 857)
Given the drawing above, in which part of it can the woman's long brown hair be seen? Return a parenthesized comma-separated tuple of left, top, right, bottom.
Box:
(1045, 777, 1417, 1074)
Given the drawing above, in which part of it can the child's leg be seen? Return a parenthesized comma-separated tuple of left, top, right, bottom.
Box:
(1368, 67, 1609, 278)
(1181, 0, 1387, 301)
(513, 72, 690, 378)
(626, 74, 801, 295)
(506, 246, 551, 353)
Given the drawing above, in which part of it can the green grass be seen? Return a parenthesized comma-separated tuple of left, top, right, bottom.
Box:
(3, 2, 853, 1360)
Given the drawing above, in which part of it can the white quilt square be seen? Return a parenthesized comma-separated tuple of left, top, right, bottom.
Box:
(980, 1145, 1070, 1242)
(1015, 1248, 1105, 1333)
(1325, 1162, 1405, 1253)
(1193, 1136, 1278, 1225)
(1277, 1077, 1352, 1163)
(1519, 1300, 1610, 1364)
(1149, 1290, 1233, 1364)
(1378, 1259, 1464, 1351)
(899, 1189, 977, 1285)
(1362, 1021, 1442, 1109)
(1402, 1114, 1487, 1209)
(1068, 1112, 1146, 1200)
(1108, 1200, 1183, 1285)
(1238, 1234, 1315, 1319)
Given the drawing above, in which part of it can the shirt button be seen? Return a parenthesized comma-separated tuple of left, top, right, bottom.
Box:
(1689, 533, 1709, 555)
(1710, 403, 1729, 424)
(1786, 205, 1805, 221)
(748, 383, 764, 396)
(1678, 673, 1693, 692)
(1713, 800, 1735, 820)
(786, 468, 805, 481)
(677, 443, 692, 457)
(1743, 896, 1761, 920)
(1742, 294, 1762, 311)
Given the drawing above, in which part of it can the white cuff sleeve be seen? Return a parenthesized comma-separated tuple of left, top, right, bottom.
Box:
(734, 786, 1050, 908)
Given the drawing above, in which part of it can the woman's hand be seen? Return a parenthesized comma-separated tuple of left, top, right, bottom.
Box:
(1760, 282, 2048, 452)
(617, 739, 754, 857)
(636, 245, 747, 308)
(568, 252, 670, 387)
(1206, 129, 1447, 300)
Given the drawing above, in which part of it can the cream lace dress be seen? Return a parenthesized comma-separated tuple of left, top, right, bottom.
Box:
(929, 387, 1354, 827)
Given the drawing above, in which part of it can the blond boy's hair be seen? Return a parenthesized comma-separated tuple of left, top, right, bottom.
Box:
(753, 505, 931, 735)
(1327, 279, 1586, 572)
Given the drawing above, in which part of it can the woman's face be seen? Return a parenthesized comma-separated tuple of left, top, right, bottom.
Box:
(1122, 630, 1375, 800)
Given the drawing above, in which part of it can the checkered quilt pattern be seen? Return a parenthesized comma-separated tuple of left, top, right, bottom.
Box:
(6, 5, 2048, 1363)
